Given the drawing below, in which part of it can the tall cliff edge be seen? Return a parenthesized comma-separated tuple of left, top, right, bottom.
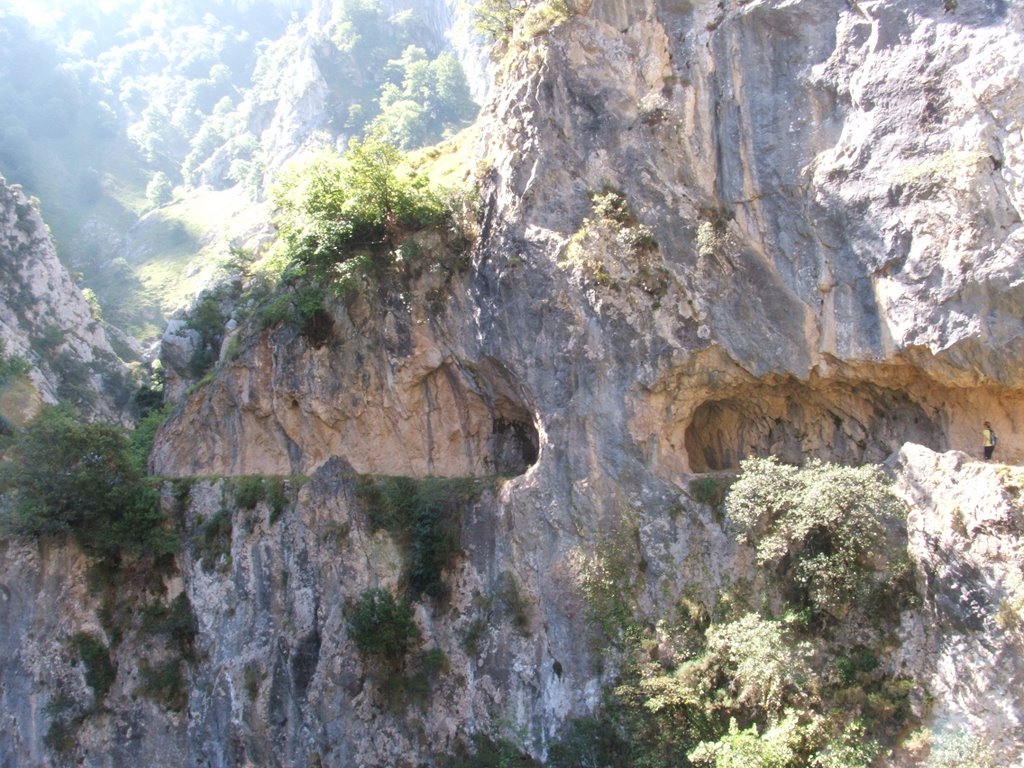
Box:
(3, 0, 1024, 765)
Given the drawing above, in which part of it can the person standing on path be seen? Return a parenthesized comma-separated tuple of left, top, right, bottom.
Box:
(982, 421, 996, 460)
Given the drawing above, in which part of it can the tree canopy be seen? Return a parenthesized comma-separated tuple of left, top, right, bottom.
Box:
(0, 405, 176, 564)
(272, 136, 446, 272)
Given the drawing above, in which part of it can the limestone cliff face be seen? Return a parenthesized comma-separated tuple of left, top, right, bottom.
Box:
(145, 0, 1024, 757)
(5, 0, 1024, 765)
(478, 0, 1024, 476)
(4, 444, 1022, 765)
(0, 177, 133, 424)
(891, 444, 1024, 757)
(157, 0, 1024, 493)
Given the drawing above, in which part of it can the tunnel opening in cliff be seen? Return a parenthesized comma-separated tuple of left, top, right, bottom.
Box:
(683, 382, 946, 472)
(489, 409, 539, 476)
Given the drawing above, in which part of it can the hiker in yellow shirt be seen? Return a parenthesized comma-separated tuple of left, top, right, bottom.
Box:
(982, 421, 996, 460)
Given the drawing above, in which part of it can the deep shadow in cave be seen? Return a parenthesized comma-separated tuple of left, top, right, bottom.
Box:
(489, 407, 539, 476)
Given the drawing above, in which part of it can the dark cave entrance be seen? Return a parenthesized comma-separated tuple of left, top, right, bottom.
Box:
(683, 384, 946, 472)
(489, 408, 539, 476)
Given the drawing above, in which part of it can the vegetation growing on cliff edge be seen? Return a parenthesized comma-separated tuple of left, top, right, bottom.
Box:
(356, 474, 492, 601)
(525, 457, 921, 768)
(0, 404, 176, 565)
(247, 135, 475, 340)
(474, 0, 572, 56)
(347, 587, 421, 666)
(272, 137, 450, 271)
(725, 457, 912, 622)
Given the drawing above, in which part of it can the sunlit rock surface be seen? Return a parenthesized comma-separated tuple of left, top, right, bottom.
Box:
(4, 0, 1024, 764)
(0, 177, 133, 424)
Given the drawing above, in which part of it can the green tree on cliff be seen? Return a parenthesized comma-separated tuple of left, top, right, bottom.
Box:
(0, 405, 175, 564)
(272, 136, 445, 271)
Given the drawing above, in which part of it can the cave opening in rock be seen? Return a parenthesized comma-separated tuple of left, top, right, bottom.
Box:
(684, 384, 946, 472)
(489, 409, 539, 476)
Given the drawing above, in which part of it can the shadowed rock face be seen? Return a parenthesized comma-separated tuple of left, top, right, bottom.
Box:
(684, 381, 945, 471)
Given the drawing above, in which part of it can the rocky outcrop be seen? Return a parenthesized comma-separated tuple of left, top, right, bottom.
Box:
(6, 0, 1024, 763)
(152, 250, 539, 479)
(145, 0, 1024, 755)
(0, 177, 133, 424)
(892, 443, 1024, 758)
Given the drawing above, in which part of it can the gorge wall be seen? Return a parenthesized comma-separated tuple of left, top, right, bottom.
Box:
(0, 177, 133, 425)
(2, 0, 1024, 765)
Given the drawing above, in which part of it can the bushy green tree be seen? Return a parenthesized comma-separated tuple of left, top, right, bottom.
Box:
(703, 614, 816, 717)
(347, 587, 421, 667)
(72, 632, 117, 699)
(725, 457, 906, 617)
(145, 171, 173, 206)
(272, 137, 446, 273)
(474, 0, 527, 47)
(0, 405, 176, 564)
(370, 47, 476, 148)
(925, 730, 996, 768)
(0, 340, 31, 385)
(689, 714, 805, 768)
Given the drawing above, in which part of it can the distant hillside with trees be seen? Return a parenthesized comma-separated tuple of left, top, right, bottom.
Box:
(0, 0, 477, 341)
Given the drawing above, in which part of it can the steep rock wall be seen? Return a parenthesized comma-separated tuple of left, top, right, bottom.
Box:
(477, 0, 1024, 471)
(5, 445, 1023, 764)
(0, 177, 133, 424)
(31, 0, 1024, 764)
(892, 444, 1024, 757)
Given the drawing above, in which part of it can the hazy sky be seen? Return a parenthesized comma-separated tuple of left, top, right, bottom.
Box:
(5, 0, 128, 24)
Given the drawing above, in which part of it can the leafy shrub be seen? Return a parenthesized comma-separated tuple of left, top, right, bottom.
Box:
(44, 691, 86, 755)
(444, 734, 540, 768)
(145, 171, 173, 207)
(569, 520, 644, 649)
(473, 0, 527, 48)
(232, 475, 290, 523)
(0, 339, 31, 385)
(127, 403, 171, 473)
(142, 592, 198, 660)
(184, 291, 229, 378)
(725, 457, 906, 618)
(521, 0, 572, 39)
(256, 284, 327, 330)
(689, 713, 805, 768)
(833, 648, 878, 685)
(265, 477, 289, 524)
(273, 137, 447, 274)
(0, 405, 177, 565)
(233, 475, 267, 510)
(32, 324, 65, 355)
(495, 571, 530, 631)
(369, 48, 477, 149)
(924, 730, 996, 768)
(703, 613, 815, 717)
(72, 632, 116, 699)
(347, 587, 421, 667)
(691, 476, 732, 509)
(810, 721, 879, 768)
(357, 475, 488, 600)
